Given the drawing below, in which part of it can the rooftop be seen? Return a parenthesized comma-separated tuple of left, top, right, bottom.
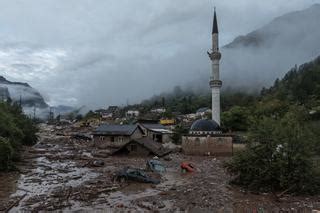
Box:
(112, 138, 171, 157)
(190, 119, 221, 133)
(93, 124, 139, 136)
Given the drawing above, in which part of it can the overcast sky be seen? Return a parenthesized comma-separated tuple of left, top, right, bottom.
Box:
(0, 0, 319, 108)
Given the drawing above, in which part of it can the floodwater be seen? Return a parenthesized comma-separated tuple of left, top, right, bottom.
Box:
(1, 125, 320, 212)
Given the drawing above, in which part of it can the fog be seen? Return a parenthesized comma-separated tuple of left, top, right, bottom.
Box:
(0, 0, 319, 109)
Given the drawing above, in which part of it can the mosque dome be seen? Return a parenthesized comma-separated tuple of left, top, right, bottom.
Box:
(189, 119, 221, 135)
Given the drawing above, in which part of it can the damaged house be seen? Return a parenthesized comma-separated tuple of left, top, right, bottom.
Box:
(93, 124, 144, 148)
(138, 122, 173, 143)
(112, 138, 170, 157)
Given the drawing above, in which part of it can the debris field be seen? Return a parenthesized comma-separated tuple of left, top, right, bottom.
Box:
(0, 125, 320, 212)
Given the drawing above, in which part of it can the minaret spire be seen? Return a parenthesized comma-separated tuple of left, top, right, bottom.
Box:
(212, 7, 218, 34)
(208, 6, 222, 125)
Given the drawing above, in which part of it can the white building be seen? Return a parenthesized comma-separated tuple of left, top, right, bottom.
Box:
(126, 110, 140, 118)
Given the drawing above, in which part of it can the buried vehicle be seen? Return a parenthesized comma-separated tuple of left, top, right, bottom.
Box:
(146, 160, 166, 174)
(114, 167, 160, 184)
(180, 162, 195, 173)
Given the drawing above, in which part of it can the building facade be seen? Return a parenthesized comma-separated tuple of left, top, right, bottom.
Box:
(138, 123, 173, 143)
(93, 124, 144, 148)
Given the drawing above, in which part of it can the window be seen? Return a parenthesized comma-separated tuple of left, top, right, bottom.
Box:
(118, 137, 124, 142)
(110, 136, 115, 142)
(155, 134, 162, 143)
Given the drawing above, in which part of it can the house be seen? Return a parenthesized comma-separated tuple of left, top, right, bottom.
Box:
(126, 110, 140, 118)
(94, 109, 110, 119)
(95, 109, 108, 114)
(150, 108, 166, 113)
(106, 106, 121, 118)
(196, 107, 211, 118)
(92, 124, 144, 148)
(112, 138, 171, 157)
(185, 113, 197, 120)
(138, 122, 173, 143)
(94, 106, 121, 119)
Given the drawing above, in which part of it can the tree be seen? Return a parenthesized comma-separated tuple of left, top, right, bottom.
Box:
(0, 102, 38, 169)
(171, 125, 188, 145)
(226, 108, 320, 194)
(221, 106, 250, 131)
(0, 137, 13, 171)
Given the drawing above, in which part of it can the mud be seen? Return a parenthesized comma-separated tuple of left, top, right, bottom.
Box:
(0, 124, 320, 212)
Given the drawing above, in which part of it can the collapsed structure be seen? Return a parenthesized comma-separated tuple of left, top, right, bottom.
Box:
(92, 120, 173, 156)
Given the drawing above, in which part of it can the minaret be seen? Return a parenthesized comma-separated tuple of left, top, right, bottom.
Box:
(208, 7, 222, 125)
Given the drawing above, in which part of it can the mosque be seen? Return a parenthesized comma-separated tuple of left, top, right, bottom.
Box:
(181, 8, 233, 156)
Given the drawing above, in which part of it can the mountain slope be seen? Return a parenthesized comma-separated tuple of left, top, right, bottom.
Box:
(225, 4, 320, 49)
(221, 4, 320, 90)
(0, 76, 48, 108)
(263, 55, 320, 106)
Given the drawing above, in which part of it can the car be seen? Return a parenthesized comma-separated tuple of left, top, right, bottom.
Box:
(180, 162, 195, 173)
(146, 160, 166, 174)
(114, 167, 160, 184)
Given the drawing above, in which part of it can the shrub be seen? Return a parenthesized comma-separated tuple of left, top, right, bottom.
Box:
(0, 137, 14, 171)
(225, 108, 320, 194)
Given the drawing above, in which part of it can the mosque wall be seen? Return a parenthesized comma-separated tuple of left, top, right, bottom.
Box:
(181, 135, 233, 156)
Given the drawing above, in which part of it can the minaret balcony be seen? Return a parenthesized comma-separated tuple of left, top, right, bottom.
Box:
(208, 51, 221, 60)
(210, 80, 222, 88)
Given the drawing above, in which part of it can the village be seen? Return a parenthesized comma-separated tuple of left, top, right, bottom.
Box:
(1, 3, 320, 212)
(1, 102, 319, 212)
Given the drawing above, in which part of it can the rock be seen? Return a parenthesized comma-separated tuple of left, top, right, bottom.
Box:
(92, 160, 105, 167)
(116, 203, 124, 208)
(158, 202, 166, 209)
(92, 150, 111, 158)
(163, 156, 172, 161)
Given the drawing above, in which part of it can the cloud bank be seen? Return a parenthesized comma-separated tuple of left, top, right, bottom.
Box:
(0, 0, 319, 108)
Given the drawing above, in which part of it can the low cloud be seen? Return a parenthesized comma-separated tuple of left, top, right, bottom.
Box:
(0, 0, 319, 109)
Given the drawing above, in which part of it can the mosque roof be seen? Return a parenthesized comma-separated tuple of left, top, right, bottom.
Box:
(190, 119, 221, 132)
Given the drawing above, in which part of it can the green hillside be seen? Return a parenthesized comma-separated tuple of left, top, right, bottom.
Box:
(225, 56, 320, 194)
(263, 56, 320, 105)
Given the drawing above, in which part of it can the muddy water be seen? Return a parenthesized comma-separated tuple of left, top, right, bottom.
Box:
(11, 160, 97, 211)
(0, 173, 19, 203)
(2, 124, 320, 212)
(1, 127, 186, 212)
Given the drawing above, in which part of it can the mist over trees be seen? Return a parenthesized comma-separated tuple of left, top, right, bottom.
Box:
(225, 56, 320, 194)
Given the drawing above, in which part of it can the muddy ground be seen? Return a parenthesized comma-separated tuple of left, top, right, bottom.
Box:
(1, 125, 320, 212)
